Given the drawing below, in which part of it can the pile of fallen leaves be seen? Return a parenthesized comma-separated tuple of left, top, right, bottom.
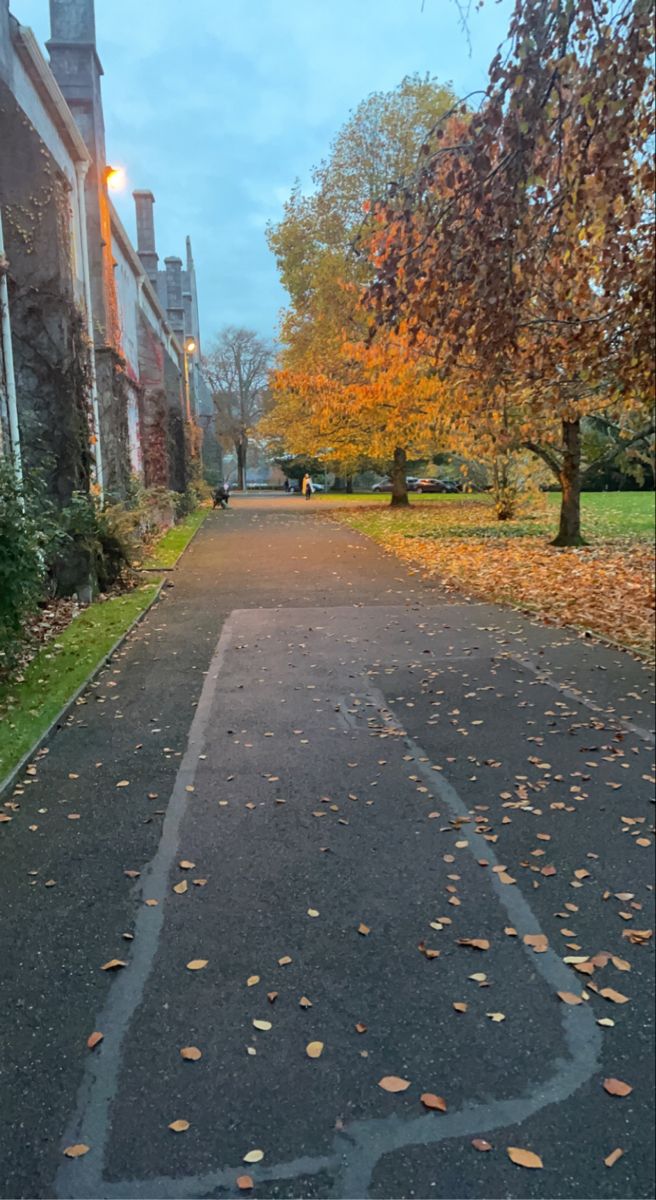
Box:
(337, 508, 655, 658)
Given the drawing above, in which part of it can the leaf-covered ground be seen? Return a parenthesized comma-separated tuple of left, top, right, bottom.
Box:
(336, 496, 655, 658)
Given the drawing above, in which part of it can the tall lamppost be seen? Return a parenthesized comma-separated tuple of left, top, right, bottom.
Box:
(182, 336, 196, 423)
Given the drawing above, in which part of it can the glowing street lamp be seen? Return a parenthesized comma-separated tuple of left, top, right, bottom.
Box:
(182, 336, 197, 423)
(106, 165, 126, 192)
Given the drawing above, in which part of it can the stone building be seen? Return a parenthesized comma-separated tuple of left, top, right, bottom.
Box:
(0, 0, 207, 505)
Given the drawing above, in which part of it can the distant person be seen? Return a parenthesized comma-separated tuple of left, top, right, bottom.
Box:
(213, 481, 230, 510)
(302, 472, 313, 499)
(284, 478, 290, 493)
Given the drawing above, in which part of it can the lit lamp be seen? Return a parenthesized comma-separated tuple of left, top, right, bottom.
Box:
(106, 165, 126, 192)
(183, 336, 197, 423)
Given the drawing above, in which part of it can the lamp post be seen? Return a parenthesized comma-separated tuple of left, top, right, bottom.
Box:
(182, 336, 196, 423)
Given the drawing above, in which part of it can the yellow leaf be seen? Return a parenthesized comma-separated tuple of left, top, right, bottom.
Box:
(63, 1144, 90, 1158)
(101, 959, 127, 971)
(243, 1149, 264, 1163)
(306, 1040, 324, 1058)
(253, 1020, 272, 1031)
(173, 881, 188, 895)
(169, 1120, 190, 1132)
(186, 959, 208, 971)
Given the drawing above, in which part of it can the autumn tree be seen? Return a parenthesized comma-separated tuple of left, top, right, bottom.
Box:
(207, 327, 273, 489)
(367, 0, 655, 542)
(266, 75, 459, 502)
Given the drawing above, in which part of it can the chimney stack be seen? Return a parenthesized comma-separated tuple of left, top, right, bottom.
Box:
(133, 190, 159, 286)
(164, 256, 184, 337)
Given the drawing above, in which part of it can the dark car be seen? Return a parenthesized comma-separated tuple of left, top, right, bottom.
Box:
(415, 477, 461, 493)
(372, 477, 420, 493)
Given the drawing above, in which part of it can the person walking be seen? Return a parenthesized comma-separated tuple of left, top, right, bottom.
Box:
(301, 472, 314, 500)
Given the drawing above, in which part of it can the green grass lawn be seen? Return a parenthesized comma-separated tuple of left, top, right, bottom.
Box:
(140, 507, 209, 569)
(0, 582, 161, 785)
(318, 489, 654, 541)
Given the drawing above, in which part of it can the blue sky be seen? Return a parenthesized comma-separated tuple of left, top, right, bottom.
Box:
(15, 0, 511, 346)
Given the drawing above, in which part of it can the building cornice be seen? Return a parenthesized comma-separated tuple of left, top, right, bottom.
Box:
(11, 22, 91, 165)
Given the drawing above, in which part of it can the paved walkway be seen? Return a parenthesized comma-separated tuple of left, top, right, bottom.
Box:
(0, 498, 654, 1199)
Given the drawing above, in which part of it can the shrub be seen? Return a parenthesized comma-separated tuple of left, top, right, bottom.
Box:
(0, 462, 46, 669)
(46, 492, 134, 598)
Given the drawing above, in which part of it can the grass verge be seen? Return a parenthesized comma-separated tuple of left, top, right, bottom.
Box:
(0, 582, 161, 785)
(141, 507, 209, 569)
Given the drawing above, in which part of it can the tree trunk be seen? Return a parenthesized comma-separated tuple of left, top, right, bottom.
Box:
(390, 446, 409, 507)
(346, 475, 354, 494)
(552, 419, 585, 547)
(236, 437, 247, 489)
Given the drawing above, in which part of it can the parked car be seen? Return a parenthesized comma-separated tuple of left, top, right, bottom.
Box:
(371, 477, 420, 492)
(415, 478, 461, 493)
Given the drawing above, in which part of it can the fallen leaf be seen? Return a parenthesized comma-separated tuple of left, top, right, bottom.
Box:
(557, 991, 584, 1006)
(180, 1046, 202, 1061)
(307, 908, 320, 917)
(63, 1144, 90, 1158)
(101, 959, 126, 971)
(599, 988, 630, 1005)
(605, 1148, 624, 1168)
(458, 938, 490, 951)
(168, 1120, 190, 1132)
(253, 1020, 272, 1031)
(186, 959, 208, 971)
(420, 1093, 447, 1111)
(299, 996, 312, 1008)
(116, 780, 129, 788)
(357, 923, 370, 936)
(523, 933, 549, 953)
(306, 1041, 324, 1058)
(86, 1031, 104, 1049)
(144, 899, 158, 907)
(243, 1149, 264, 1163)
(123, 869, 140, 879)
(597, 1018, 615, 1027)
(603, 1078, 632, 1097)
(179, 860, 196, 869)
(173, 881, 188, 895)
(378, 1076, 411, 1093)
(355, 1022, 367, 1034)
(452, 1002, 468, 1013)
(247, 975, 260, 987)
(472, 1138, 492, 1151)
(278, 955, 292, 966)
(486, 1011, 506, 1022)
(236, 1176, 254, 1190)
(507, 1146, 543, 1169)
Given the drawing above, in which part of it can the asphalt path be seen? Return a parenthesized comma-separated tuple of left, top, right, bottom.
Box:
(0, 496, 653, 1200)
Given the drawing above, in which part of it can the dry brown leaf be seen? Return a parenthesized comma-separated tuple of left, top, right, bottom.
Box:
(507, 1146, 544, 1169)
(378, 1076, 411, 1093)
(557, 991, 584, 1006)
(180, 1046, 202, 1061)
(299, 996, 312, 1008)
(101, 959, 127, 971)
(306, 1041, 324, 1058)
(186, 959, 208, 971)
(169, 1119, 190, 1132)
(603, 1077, 633, 1097)
(357, 923, 370, 936)
(116, 780, 129, 788)
(605, 1148, 624, 1168)
(179, 860, 195, 869)
(458, 938, 490, 951)
(63, 1144, 90, 1158)
(523, 933, 549, 953)
(236, 1176, 254, 1190)
(86, 1031, 104, 1049)
(599, 988, 630, 1004)
(420, 1093, 447, 1111)
(278, 955, 292, 966)
(247, 975, 260, 987)
(173, 881, 188, 895)
(622, 928, 652, 945)
(267, 992, 278, 1003)
(355, 1022, 367, 1034)
(453, 1002, 468, 1013)
(472, 1138, 492, 1152)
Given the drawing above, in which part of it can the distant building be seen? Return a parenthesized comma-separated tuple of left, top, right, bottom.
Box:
(0, 0, 207, 504)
